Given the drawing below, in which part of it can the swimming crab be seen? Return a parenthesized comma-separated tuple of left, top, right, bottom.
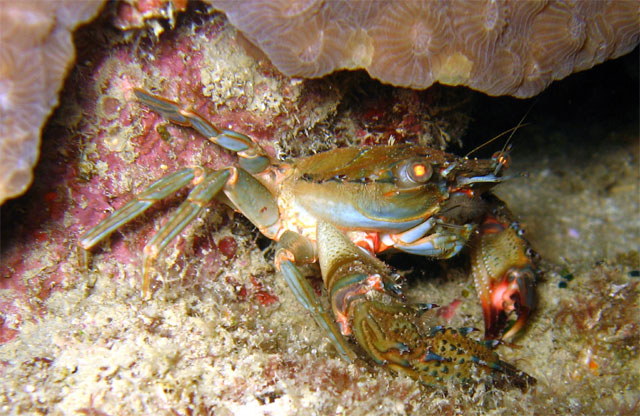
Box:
(80, 89, 538, 388)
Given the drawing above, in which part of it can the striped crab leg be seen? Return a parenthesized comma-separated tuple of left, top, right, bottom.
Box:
(133, 89, 273, 174)
(80, 90, 281, 298)
(80, 166, 281, 298)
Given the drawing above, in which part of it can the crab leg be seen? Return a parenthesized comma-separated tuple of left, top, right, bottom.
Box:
(275, 231, 357, 362)
(134, 89, 271, 173)
(81, 165, 281, 298)
(316, 221, 535, 388)
(79, 168, 197, 249)
(389, 217, 437, 243)
(139, 168, 231, 297)
(82, 89, 279, 252)
(381, 222, 473, 258)
(80, 167, 230, 297)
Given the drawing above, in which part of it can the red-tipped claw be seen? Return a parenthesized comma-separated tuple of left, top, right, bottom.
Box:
(484, 266, 537, 339)
(472, 215, 538, 340)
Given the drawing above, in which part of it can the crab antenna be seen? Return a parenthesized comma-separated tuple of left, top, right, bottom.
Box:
(464, 124, 529, 158)
(496, 98, 538, 156)
(465, 97, 539, 159)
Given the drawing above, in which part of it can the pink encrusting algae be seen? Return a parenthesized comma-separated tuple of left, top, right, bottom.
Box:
(113, 0, 188, 30)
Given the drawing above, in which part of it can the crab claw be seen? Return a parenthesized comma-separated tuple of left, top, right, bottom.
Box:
(471, 215, 538, 340)
(483, 266, 537, 339)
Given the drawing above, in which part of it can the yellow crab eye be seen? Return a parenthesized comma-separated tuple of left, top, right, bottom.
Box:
(411, 163, 431, 182)
(395, 158, 432, 187)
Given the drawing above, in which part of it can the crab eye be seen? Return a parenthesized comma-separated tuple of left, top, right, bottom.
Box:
(411, 163, 431, 181)
(395, 158, 432, 187)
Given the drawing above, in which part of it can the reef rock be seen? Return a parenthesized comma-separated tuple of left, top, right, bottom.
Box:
(210, 0, 639, 97)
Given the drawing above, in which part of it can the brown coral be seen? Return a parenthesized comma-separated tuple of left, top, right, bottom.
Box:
(0, 0, 104, 205)
(210, 0, 639, 97)
(368, 0, 454, 88)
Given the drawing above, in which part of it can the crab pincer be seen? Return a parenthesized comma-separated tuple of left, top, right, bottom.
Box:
(471, 205, 539, 340)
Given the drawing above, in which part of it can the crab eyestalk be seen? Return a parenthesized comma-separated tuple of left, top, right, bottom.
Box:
(491, 149, 511, 176)
(471, 215, 538, 340)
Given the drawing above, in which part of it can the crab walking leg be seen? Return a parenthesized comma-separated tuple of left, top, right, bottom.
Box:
(138, 166, 281, 297)
(81, 164, 281, 298)
(140, 169, 231, 298)
(134, 89, 271, 173)
(81, 167, 231, 298)
(316, 221, 536, 388)
(275, 231, 357, 362)
(79, 168, 197, 250)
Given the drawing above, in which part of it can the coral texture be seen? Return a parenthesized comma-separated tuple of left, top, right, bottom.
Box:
(0, 0, 104, 205)
(210, 0, 639, 98)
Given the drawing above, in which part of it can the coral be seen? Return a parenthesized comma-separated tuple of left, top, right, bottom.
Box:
(0, 0, 105, 205)
(209, 0, 639, 97)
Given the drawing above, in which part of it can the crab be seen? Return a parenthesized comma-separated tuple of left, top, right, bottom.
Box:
(80, 89, 538, 388)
